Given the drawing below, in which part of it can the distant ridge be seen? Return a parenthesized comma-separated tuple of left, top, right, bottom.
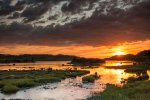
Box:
(105, 50, 150, 62)
(0, 54, 77, 63)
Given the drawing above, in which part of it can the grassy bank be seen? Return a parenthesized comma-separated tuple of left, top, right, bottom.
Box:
(0, 69, 90, 94)
(105, 65, 132, 69)
(105, 64, 150, 73)
(124, 65, 150, 73)
(87, 80, 150, 100)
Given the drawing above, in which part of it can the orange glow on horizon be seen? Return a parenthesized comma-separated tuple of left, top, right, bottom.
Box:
(0, 40, 150, 58)
(112, 47, 126, 56)
(113, 51, 126, 56)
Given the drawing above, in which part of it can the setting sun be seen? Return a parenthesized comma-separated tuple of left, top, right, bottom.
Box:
(113, 51, 125, 56)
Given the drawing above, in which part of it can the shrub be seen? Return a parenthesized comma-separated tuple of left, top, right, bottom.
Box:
(127, 77, 137, 83)
(2, 84, 19, 93)
(0, 83, 4, 88)
(82, 76, 95, 83)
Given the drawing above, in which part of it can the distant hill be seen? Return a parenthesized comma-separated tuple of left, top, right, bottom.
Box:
(106, 50, 150, 62)
(0, 54, 77, 63)
(1, 49, 150, 63)
(136, 50, 150, 62)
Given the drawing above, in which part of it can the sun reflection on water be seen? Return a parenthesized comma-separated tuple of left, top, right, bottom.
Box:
(83, 67, 135, 85)
(104, 60, 133, 67)
(115, 62, 122, 66)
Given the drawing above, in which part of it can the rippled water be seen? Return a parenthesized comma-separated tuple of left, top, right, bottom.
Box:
(0, 61, 149, 100)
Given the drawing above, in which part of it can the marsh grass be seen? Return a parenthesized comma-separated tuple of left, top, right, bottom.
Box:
(16, 79, 37, 88)
(0, 69, 90, 94)
(36, 77, 61, 83)
(87, 81, 150, 100)
(125, 75, 149, 83)
(105, 64, 150, 73)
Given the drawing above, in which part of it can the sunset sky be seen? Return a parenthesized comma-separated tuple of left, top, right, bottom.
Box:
(0, 0, 150, 58)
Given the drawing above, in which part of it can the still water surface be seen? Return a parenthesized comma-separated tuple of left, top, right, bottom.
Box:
(0, 61, 149, 100)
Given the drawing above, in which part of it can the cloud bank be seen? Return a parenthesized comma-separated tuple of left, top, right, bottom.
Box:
(0, 0, 150, 46)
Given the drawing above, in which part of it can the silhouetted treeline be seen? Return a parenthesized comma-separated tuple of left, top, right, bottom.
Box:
(0, 54, 77, 63)
(106, 50, 150, 62)
(135, 50, 150, 62)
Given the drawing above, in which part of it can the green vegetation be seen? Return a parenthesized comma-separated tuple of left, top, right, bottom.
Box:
(87, 81, 150, 100)
(2, 84, 19, 94)
(71, 57, 105, 66)
(105, 64, 150, 71)
(0, 69, 90, 94)
(82, 72, 100, 83)
(36, 77, 61, 83)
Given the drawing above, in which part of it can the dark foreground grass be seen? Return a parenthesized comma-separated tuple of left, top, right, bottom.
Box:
(87, 81, 150, 100)
(0, 69, 90, 94)
(124, 65, 150, 73)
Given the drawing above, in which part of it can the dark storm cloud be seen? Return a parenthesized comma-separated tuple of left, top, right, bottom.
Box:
(0, 0, 24, 15)
(0, 0, 97, 20)
(61, 0, 97, 14)
(0, 0, 150, 46)
(21, 3, 49, 22)
(7, 12, 20, 19)
(0, 22, 33, 45)
(0, 0, 61, 16)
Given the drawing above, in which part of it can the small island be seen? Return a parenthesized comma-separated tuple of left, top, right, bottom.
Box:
(70, 57, 105, 66)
